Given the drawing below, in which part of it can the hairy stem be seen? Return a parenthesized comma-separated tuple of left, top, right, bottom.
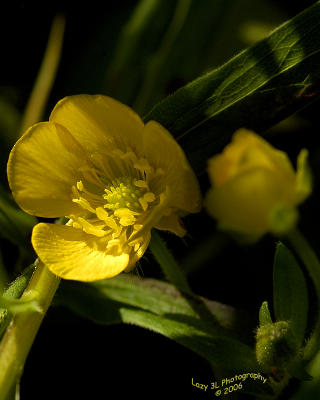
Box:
(149, 230, 219, 329)
(0, 261, 59, 400)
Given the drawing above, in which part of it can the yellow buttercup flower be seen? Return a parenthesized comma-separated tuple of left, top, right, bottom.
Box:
(205, 129, 311, 239)
(7, 95, 201, 281)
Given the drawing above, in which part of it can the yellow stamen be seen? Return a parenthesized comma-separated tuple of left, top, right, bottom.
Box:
(114, 208, 138, 226)
(76, 217, 106, 237)
(134, 179, 149, 188)
(71, 163, 159, 254)
(72, 197, 96, 213)
(139, 192, 156, 211)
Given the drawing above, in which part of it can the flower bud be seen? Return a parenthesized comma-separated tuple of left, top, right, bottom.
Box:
(205, 129, 311, 240)
(255, 321, 299, 370)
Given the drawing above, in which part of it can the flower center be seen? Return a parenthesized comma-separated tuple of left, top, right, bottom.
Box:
(68, 173, 157, 240)
(103, 177, 154, 213)
(66, 147, 168, 264)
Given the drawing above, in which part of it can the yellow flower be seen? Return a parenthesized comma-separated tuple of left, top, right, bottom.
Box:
(205, 129, 311, 239)
(7, 95, 201, 281)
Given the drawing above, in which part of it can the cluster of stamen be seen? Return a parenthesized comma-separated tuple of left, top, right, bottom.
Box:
(103, 177, 155, 213)
(67, 147, 161, 257)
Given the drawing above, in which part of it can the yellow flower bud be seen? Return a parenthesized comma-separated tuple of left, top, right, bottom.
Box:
(205, 129, 312, 239)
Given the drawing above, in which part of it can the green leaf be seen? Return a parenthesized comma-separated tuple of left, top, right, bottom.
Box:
(57, 274, 258, 372)
(291, 350, 320, 398)
(287, 359, 312, 381)
(149, 229, 192, 294)
(273, 242, 308, 346)
(3, 264, 35, 300)
(119, 308, 258, 372)
(0, 309, 8, 340)
(59, 274, 252, 334)
(145, 1, 320, 173)
(259, 301, 273, 326)
(0, 264, 35, 340)
(7, 381, 20, 400)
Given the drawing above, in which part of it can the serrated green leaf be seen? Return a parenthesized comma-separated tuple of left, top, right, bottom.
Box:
(57, 274, 257, 371)
(119, 308, 259, 372)
(145, 1, 320, 173)
(259, 301, 273, 326)
(59, 274, 253, 335)
(273, 242, 308, 346)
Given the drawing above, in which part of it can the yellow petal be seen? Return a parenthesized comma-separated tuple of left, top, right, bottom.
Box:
(49, 94, 144, 154)
(141, 120, 201, 213)
(154, 212, 186, 237)
(49, 95, 201, 214)
(32, 223, 129, 281)
(205, 168, 296, 236)
(7, 122, 88, 217)
(124, 231, 151, 272)
(209, 129, 296, 187)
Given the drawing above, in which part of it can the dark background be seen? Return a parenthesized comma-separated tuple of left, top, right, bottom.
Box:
(0, 1, 319, 398)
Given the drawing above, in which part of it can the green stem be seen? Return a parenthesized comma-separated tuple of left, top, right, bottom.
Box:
(286, 228, 320, 362)
(19, 14, 65, 136)
(149, 229, 192, 294)
(0, 261, 60, 400)
(149, 230, 219, 329)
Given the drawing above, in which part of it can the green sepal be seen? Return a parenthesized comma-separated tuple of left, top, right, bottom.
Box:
(0, 263, 36, 340)
(269, 206, 298, 236)
(3, 264, 36, 300)
(259, 301, 273, 326)
(1, 263, 39, 314)
(296, 149, 312, 203)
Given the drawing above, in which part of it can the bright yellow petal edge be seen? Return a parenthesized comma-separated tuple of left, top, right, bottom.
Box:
(7, 94, 202, 282)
